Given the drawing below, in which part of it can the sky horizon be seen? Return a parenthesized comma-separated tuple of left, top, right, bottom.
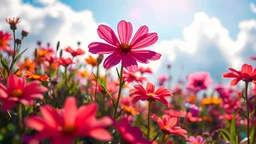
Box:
(1, 0, 256, 87)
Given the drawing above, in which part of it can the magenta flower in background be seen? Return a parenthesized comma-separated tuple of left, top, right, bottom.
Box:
(188, 135, 205, 144)
(0, 74, 47, 111)
(114, 117, 151, 144)
(186, 72, 213, 94)
(88, 20, 161, 72)
(158, 74, 169, 86)
(25, 97, 113, 144)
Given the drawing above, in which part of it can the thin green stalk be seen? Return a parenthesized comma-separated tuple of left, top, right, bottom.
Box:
(160, 133, 166, 144)
(244, 82, 250, 144)
(113, 65, 124, 119)
(17, 103, 23, 140)
(147, 100, 153, 139)
(94, 65, 100, 102)
(8, 30, 16, 75)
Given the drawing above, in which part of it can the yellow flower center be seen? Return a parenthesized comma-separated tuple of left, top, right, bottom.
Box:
(120, 43, 131, 53)
(147, 92, 156, 97)
(12, 89, 23, 97)
(62, 125, 76, 134)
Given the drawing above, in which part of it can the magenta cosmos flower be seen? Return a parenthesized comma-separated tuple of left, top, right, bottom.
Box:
(25, 97, 112, 144)
(129, 82, 172, 107)
(186, 72, 213, 94)
(188, 135, 205, 144)
(114, 117, 150, 144)
(0, 74, 47, 111)
(88, 20, 161, 72)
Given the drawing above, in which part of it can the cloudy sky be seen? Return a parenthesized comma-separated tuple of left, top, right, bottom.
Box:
(0, 0, 256, 85)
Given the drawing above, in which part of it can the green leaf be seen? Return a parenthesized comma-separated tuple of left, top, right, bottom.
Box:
(1, 58, 8, 71)
(250, 127, 255, 144)
(13, 48, 28, 64)
(218, 129, 231, 142)
(230, 113, 237, 144)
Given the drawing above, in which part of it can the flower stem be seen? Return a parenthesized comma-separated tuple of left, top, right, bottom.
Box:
(94, 65, 100, 102)
(113, 65, 123, 119)
(160, 133, 166, 144)
(8, 29, 16, 75)
(17, 103, 23, 139)
(244, 82, 250, 144)
(147, 100, 153, 139)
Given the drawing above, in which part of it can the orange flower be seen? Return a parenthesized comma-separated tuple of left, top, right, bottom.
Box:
(17, 57, 36, 72)
(6, 17, 20, 30)
(187, 95, 197, 104)
(85, 55, 98, 67)
(78, 70, 88, 79)
(122, 105, 138, 115)
(25, 71, 49, 81)
(201, 97, 222, 105)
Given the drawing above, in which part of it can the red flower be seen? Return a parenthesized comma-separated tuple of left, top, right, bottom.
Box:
(65, 46, 85, 57)
(114, 117, 151, 144)
(151, 114, 188, 139)
(223, 64, 256, 86)
(59, 57, 73, 67)
(0, 31, 12, 50)
(25, 97, 113, 143)
(186, 72, 213, 93)
(122, 70, 147, 83)
(88, 20, 161, 72)
(129, 82, 172, 107)
(0, 75, 47, 111)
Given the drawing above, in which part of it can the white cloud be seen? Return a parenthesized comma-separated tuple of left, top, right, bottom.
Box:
(250, 3, 256, 13)
(0, 0, 103, 66)
(36, 0, 57, 5)
(151, 12, 256, 84)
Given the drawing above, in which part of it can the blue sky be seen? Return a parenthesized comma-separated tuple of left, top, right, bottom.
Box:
(23, 0, 256, 40)
(1, 0, 256, 86)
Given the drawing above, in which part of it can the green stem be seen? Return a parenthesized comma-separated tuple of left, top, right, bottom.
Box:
(17, 103, 23, 138)
(8, 30, 16, 75)
(147, 100, 153, 139)
(113, 65, 123, 119)
(244, 82, 250, 144)
(94, 65, 100, 102)
(160, 133, 166, 144)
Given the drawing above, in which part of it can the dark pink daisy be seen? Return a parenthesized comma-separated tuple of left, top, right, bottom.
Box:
(186, 72, 213, 94)
(88, 20, 161, 72)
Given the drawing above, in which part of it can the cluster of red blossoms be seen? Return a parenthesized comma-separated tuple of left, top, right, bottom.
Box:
(0, 18, 255, 144)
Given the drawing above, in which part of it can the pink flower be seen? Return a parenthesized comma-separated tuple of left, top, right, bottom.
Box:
(114, 117, 151, 144)
(188, 135, 205, 144)
(158, 74, 169, 86)
(129, 82, 172, 107)
(186, 72, 213, 93)
(122, 70, 147, 83)
(88, 20, 161, 72)
(25, 97, 113, 144)
(0, 75, 47, 111)
(151, 114, 188, 139)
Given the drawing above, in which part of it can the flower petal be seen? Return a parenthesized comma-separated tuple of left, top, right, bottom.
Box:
(121, 54, 138, 72)
(103, 52, 122, 69)
(64, 97, 77, 125)
(89, 128, 112, 141)
(130, 26, 149, 45)
(88, 42, 116, 54)
(118, 20, 133, 44)
(131, 33, 158, 49)
(146, 82, 155, 93)
(97, 24, 120, 46)
(131, 50, 161, 62)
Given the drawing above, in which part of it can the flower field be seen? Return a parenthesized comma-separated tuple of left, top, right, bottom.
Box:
(0, 18, 255, 144)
